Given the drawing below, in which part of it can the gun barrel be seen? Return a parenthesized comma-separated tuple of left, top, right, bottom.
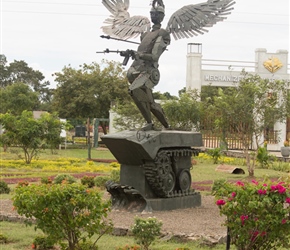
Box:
(100, 35, 140, 45)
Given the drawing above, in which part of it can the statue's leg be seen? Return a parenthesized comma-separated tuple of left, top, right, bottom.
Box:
(145, 88, 169, 128)
(130, 88, 152, 125)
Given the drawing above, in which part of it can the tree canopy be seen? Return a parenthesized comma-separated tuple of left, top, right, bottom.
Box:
(209, 71, 289, 176)
(52, 60, 129, 122)
(0, 54, 53, 112)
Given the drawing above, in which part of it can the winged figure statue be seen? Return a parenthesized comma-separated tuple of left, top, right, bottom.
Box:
(100, 0, 235, 130)
(101, 0, 235, 40)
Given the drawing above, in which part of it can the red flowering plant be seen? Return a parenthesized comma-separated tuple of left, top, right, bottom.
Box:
(212, 178, 290, 250)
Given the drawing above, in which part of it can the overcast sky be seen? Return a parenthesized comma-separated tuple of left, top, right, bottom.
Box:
(1, 0, 289, 96)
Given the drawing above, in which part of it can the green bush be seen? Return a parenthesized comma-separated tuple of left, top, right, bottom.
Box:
(32, 235, 54, 249)
(213, 178, 290, 249)
(110, 169, 120, 183)
(13, 183, 112, 250)
(53, 174, 76, 184)
(0, 180, 10, 194)
(0, 233, 8, 244)
(206, 147, 223, 164)
(256, 146, 276, 168)
(81, 175, 95, 188)
(40, 177, 52, 184)
(94, 176, 110, 189)
(131, 217, 162, 250)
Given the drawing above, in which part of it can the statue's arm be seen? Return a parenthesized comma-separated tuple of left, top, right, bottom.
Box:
(138, 32, 170, 63)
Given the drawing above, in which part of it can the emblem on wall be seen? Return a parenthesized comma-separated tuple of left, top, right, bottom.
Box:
(263, 57, 283, 73)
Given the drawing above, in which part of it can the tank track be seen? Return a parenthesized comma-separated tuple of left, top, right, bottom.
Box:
(144, 148, 199, 198)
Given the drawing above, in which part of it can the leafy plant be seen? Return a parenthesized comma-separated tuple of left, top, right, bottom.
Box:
(40, 176, 52, 184)
(116, 245, 140, 250)
(13, 183, 112, 250)
(131, 217, 162, 250)
(94, 176, 110, 189)
(213, 178, 290, 249)
(81, 175, 95, 188)
(0, 233, 8, 244)
(206, 147, 224, 164)
(53, 174, 76, 184)
(32, 235, 54, 249)
(0, 180, 10, 194)
(110, 169, 120, 183)
(256, 146, 276, 168)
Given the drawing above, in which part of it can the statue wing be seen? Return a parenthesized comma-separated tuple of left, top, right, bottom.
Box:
(101, 0, 151, 40)
(166, 0, 236, 40)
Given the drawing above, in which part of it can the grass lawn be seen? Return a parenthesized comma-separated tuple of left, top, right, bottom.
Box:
(0, 221, 226, 250)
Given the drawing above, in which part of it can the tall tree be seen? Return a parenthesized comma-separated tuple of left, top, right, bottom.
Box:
(0, 54, 53, 111)
(211, 71, 289, 176)
(52, 60, 129, 133)
(0, 111, 64, 163)
(0, 82, 39, 115)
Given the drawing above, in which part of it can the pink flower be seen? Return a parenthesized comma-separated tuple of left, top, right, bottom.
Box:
(277, 185, 286, 194)
(285, 197, 290, 204)
(263, 183, 267, 187)
(282, 219, 287, 224)
(271, 185, 278, 191)
(231, 192, 236, 198)
(240, 215, 249, 225)
(257, 189, 267, 195)
(252, 180, 259, 185)
(236, 181, 244, 187)
(216, 199, 226, 206)
(261, 231, 267, 237)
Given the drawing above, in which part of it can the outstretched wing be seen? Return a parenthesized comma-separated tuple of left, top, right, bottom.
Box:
(166, 0, 236, 40)
(101, 0, 151, 40)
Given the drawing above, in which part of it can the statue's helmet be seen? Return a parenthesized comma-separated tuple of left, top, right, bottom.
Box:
(150, 5, 165, 24)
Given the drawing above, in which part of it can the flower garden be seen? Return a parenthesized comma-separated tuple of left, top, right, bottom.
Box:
(1, 148, 290, 249)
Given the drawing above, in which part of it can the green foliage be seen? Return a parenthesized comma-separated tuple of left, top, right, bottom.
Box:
(40, 176, 52, 184)
(53, 174, 76, 184)
(32, 235, 54, 249)
(116, 245, 141, 250)
(94, 176, 110, 189)
(52, 60, 129, 120)
(110, 169, 120, 183)
(0, 180, 10, 194)
(131, 217, 163, 250)
(213, 178, 290, 249)
(162, 90, 201, 131)
(13, 183, 112, 250)
(0, 233, 8, 244)
(206, 147, 224, 164)
(0, 82, 39, 115)
(81, 175, 95, 188)
(256, 146, 276, 168)
(0, 111, 64, 163)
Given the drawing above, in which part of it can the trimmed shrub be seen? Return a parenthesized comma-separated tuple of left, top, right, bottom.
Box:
(0, 180, 10, 194)
(53, 174, 76, 184)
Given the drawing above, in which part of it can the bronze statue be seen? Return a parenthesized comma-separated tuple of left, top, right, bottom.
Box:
(101, 0, 236, 130)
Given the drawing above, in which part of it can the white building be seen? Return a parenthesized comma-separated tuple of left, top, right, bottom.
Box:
(186, 44, 290, 150)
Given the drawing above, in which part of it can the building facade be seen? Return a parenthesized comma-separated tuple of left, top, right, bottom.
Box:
(186, 44, 290, 150)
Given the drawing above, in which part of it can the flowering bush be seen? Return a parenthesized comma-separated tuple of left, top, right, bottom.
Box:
(13, 183, 112, 250)
(213, 178, 290, 249)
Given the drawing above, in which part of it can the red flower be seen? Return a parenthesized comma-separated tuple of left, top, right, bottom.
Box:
(252, 180, 259, 185)
(257, 189, 267, 195)
(236, 181, 244, 187)
(286, 197, 290, 204)
(31, 244, 36, 249)
(231, 192, 236, 198)
(216, 199, 226, 206)
(282, 219, 287, 224)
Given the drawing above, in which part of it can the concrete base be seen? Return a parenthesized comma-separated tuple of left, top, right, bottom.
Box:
(145, 192, 201, 212)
